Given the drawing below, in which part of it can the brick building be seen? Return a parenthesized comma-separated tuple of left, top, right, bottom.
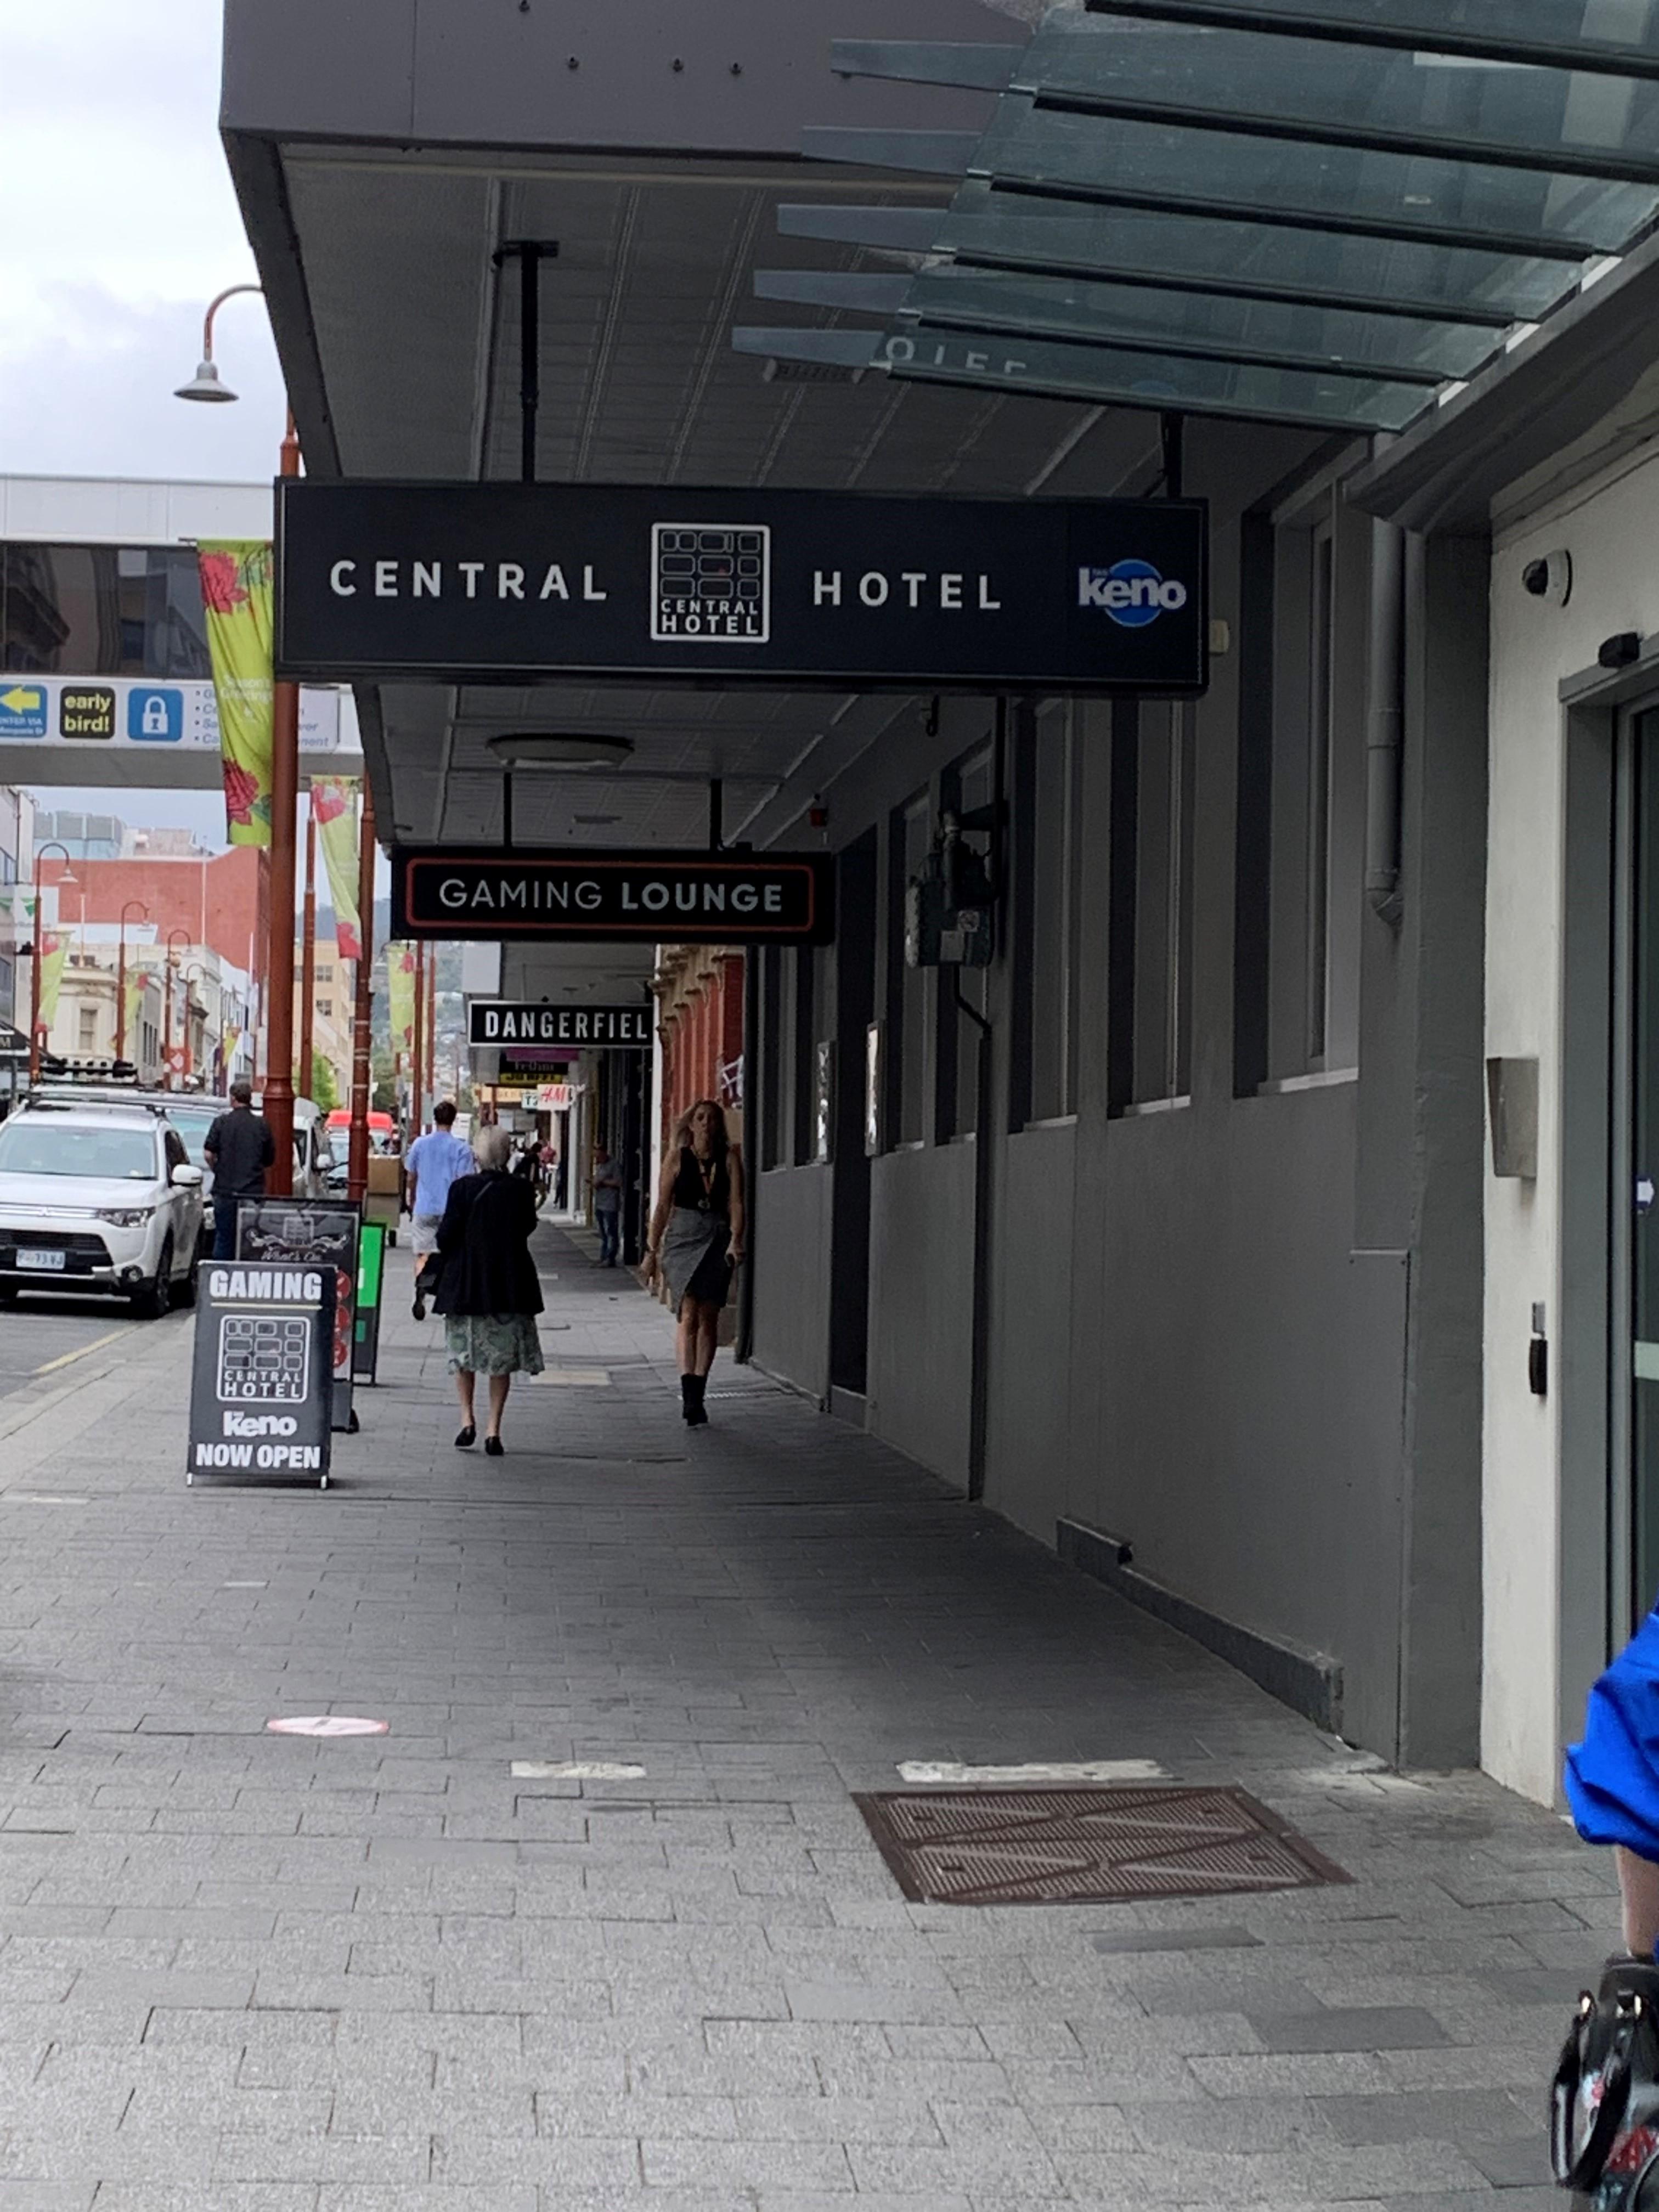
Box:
(37, 849, 271, 984)
(655, 947, 745, 1147)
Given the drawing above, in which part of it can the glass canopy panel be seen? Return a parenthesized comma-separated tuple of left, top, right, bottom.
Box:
(1017, 19, 1659, 182)
(1089, 0, 1659, 79)
(973, 98, 1659, 255)
(756, 264, 1501, 380)
(881, 326, 1435, 430)
(732, 321, 1433, 427)
(780, 191, 1580, 327)
(897, 263, 1503, 380)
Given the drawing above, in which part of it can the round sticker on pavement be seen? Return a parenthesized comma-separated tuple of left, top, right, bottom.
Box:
(266, 1716, 389, 1737)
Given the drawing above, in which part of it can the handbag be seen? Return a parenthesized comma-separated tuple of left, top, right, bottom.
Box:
(1551, 1957, 1659, 2204)
(414, 1250, 444, 1300)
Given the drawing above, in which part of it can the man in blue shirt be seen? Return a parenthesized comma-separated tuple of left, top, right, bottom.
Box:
(405, 1101, 474, 1319)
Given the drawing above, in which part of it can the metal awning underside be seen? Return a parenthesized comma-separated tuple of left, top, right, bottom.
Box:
(735, 0, 1659, 434)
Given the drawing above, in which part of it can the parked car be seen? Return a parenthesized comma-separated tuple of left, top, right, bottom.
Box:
(0, 1098, 204, 1317)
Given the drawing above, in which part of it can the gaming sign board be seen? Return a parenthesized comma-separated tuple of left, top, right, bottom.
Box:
(187, 1263, 336, 1488)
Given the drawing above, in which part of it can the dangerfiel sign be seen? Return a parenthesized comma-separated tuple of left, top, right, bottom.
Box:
(395, 850, 834, 945)
(469, 1002, 652, 1049)
(275, 482, 1209, 693)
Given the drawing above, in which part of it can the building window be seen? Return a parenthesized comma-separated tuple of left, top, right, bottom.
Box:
(1, 544, 212, 677)
(1235, 479, 1368, 1091)
(317, 998, 332, 1018)
(78, 1006, 98, 1050)
(1106, 698, 1196, 1111)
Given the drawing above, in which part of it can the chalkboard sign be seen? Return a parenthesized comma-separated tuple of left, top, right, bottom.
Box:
(235, 1199, 362, 1431)
(188, 1262, 336, 1488)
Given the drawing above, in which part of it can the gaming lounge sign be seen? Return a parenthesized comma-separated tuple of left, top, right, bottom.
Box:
(276, 482, 1209, 692)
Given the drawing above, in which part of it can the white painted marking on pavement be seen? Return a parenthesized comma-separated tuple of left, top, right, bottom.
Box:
(224, 1581, 268, 1589)
(511, 1760, 647, 1780)
(524, 1369, 612, 1387)
(0, 1494, 89, 1507)
(267, 1716, 388, 1737)
(895, 1759, 1171, 1785)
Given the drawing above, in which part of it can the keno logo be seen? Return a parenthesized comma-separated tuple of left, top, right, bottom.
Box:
(1079, 558, 1190, 629)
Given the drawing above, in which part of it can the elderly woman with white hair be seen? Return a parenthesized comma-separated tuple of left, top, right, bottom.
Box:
(431, 1123, 544, 1455)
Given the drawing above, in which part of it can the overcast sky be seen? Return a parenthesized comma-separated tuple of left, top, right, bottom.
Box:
(4, 3, 286, 845)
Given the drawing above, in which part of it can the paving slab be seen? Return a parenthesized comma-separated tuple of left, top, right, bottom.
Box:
(0, 1221, 1615, 2204)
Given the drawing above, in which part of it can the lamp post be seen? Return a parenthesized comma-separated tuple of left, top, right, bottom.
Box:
(182, 964, 207, 1085)
(347, 783, 376, 1205)
(116, 900, 149, 1065)
(299, 794, 316, 1104)
(176, 284, 300, 1195)
(27, 843, 76, 1086)
(163, 928, 190, 1091)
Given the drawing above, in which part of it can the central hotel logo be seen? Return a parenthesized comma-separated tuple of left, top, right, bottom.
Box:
(651, 524, 770, 645)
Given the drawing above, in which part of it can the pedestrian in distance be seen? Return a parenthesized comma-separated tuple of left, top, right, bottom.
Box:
(433, 1123, 544, 1456)
(404, 1098, 474, 1320)
(202, 1077, 275, 1261)
(591, 1142, 623, 1266)
(642, 1098, 745, 1427)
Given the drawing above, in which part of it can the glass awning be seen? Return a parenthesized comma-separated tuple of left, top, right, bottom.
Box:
(733, 0, 1659, 434)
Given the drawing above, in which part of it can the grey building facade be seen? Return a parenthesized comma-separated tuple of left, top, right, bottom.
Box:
(221, 0, 1495, 1769)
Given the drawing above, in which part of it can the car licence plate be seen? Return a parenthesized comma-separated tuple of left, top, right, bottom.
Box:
(16, 1250, 66, 1272)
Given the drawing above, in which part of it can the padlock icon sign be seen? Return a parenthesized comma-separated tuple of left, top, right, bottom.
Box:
(141, 696, 169, 736)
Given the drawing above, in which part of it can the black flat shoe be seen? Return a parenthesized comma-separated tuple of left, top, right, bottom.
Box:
(454, 1425, 476, 1449)
(413, 1295, 426, 1320)
(484, 1436, 504, 1457)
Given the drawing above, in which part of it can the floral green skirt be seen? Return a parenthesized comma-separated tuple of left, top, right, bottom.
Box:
(445, 1313, 545, 1376)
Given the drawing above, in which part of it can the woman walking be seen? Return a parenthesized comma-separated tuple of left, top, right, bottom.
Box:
(433, 1125, 544, 1455)
(644, 1098, 746, 1426)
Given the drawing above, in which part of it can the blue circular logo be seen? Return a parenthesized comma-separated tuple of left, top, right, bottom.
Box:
(1105, 558, 1170, 630)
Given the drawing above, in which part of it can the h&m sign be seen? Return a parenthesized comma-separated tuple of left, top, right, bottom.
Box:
(276, 482, 1207, 693)
(395, 849, 834, 945)
(470, 1002, 653, 1049)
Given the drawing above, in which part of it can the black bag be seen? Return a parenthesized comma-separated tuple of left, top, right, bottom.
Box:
(1552, 1958, 1659, 2204)
(414, 1251, 444, 1300)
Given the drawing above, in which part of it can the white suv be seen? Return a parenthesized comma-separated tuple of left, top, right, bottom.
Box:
(0, 1101, 204, 1318)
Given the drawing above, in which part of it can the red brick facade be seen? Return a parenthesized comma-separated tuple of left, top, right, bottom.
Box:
(657, 948, 746, 1147)
(38, 849, 272, 983)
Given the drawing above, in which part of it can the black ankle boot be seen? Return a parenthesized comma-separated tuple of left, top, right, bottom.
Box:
(687, 1373, 709, 1427)
(680, 1373, 698, 1423)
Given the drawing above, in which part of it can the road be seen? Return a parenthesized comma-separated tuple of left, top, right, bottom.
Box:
(0, 1291, 184, 1404)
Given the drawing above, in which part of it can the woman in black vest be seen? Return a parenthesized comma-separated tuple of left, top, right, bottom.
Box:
(433, 1124, 544, 1454)
(643, 1098, 746, 1426)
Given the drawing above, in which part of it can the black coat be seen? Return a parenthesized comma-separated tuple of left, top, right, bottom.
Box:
(432, 1171, 544, 1317)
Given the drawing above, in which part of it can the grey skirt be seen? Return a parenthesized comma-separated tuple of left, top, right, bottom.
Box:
(445, 1313, 545, 1376)
(660, 1205, 733, 1311)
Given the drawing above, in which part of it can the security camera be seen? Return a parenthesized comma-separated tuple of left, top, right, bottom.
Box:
(1521, 550, 1572, 607)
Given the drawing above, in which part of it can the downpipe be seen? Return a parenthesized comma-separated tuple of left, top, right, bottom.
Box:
(1367, 516, 1406, 929)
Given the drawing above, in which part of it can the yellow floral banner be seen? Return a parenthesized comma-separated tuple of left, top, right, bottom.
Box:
(388, 943, 417, 1063)
(199, 540, 274, 848)
(311, 779, 362, 962)
(36, 930, 66, 1032)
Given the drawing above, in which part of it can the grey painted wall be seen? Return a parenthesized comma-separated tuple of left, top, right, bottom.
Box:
(744, 420, 1488, 1768)
(753, 1166, 833, 1408)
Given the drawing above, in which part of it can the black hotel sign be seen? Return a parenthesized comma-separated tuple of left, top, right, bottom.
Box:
(276, 481, 1208, 693)
(394, 849, 834, 945)
(470, 1001, 652, 1049)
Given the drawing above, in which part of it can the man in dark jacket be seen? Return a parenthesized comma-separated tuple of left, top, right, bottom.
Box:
(203, 1079, 275, 1260)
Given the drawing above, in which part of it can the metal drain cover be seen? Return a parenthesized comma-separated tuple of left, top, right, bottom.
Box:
(854, 1784, 1349, 1905)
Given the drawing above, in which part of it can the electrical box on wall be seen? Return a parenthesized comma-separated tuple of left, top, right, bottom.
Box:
(904, 807, 998, 971)
(1486, 1056, 1539, 1180)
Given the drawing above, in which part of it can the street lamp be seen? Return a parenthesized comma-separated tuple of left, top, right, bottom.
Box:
(175, 283, 302, 1195)
(182, 964, 207, 1085)
(163, 928, 190, 1091)
(28, 844, 76, 1086)
(116, 900, 149, 1065)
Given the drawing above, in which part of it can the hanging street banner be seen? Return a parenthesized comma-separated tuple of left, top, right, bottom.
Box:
(199, 541, 276, 847)
(469, 1001, 653, 1049)
(393, 848, 834, 945)
(310, 778, 363, 962)
(276, 482, 1209, 693)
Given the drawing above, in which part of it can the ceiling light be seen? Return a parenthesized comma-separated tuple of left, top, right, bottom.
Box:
(486, 732, 634, 769)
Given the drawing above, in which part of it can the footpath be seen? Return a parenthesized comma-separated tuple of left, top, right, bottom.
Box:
(0, 1220, 1609, 2209)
